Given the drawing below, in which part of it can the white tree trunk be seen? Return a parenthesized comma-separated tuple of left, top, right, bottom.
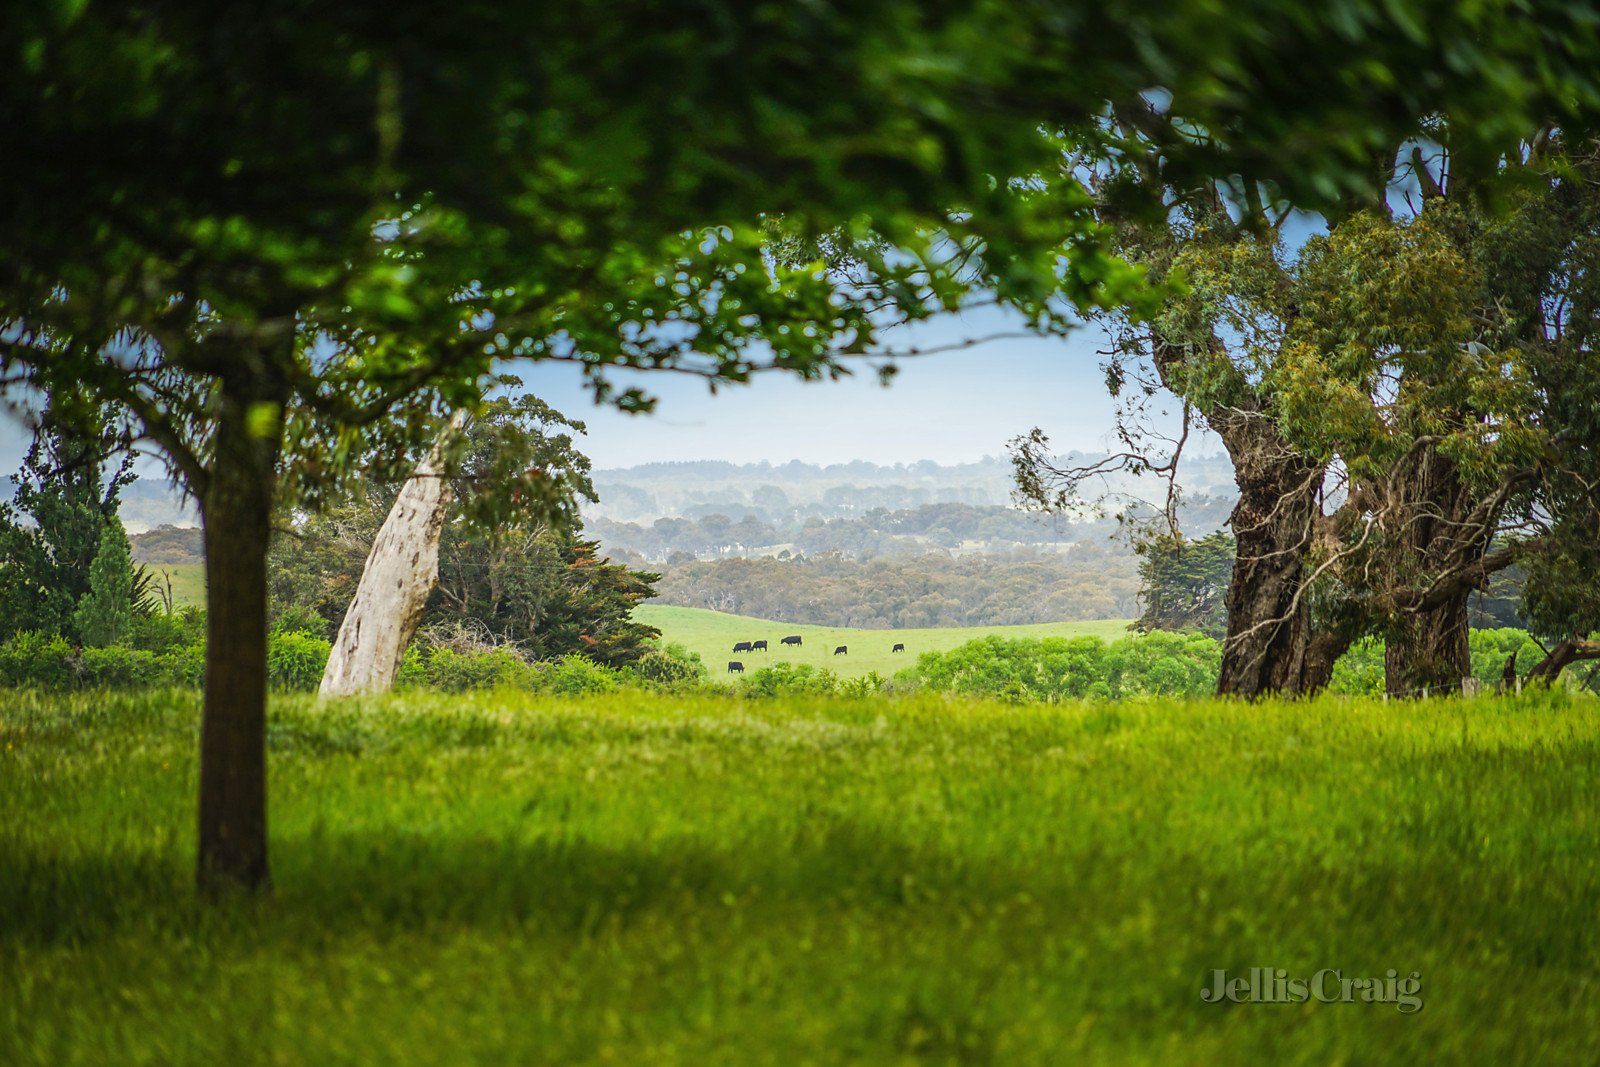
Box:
(319, 414, 467, 697)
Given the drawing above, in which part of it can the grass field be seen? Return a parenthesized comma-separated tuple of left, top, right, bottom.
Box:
(143, 562, 206, 611)
(637, 604, 1133, 679)
(4, 688, 1599, 1064)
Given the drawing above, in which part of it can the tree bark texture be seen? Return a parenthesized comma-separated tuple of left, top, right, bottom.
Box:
(1378, 445, 1487, 696)
(319, 414, 466, 697)
(197, 360, 287, 893)
(1211, 407, 1333, 697)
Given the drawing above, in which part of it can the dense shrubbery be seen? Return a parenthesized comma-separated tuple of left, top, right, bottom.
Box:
(0, 616, 1574, 703)
(0, 615, 331, 693)
(900, 632, 1222, 702)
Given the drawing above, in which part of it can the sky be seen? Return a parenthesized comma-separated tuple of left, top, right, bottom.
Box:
(0, 304, 1208, 478)
(509, 306, 1194, 469)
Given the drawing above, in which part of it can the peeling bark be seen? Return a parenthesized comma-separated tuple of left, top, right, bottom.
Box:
(318, 413, 467, 697)
(1210, 406, 1336, 697)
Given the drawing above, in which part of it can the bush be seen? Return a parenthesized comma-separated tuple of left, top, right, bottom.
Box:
(0, 631, 75, 690)
(631, 641, 708, 688)
(537, 654, 622, 696)
(271, 604, 331, 640)
(1328, 638, 1385, 696)
(129, 610, 206, 654)
(157, 642, 207, 688)
(901, 632, 1219, 703)
(419, 647, 537, 692)
(267, 631, 332, 692)
(77, 646, 168, 689)
(740, 662, 840, 698)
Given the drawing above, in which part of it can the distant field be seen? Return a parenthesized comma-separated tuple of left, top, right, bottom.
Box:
(142, 562, 206, 611)
(636, 604, 1132, 678)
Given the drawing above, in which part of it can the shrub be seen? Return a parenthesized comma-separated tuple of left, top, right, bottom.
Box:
(267, 631, 332, 692)
(271, 604, 331, 640)
(740, 662, 840, 698)
(631, 641, 708, 688)
(537, 654, 622, 696)
(77, 646, 167, 689)
(902, 632, 1219, 703)
(129, 610, 206, 654)
(157, 642, 207, 688)
(421, 647, 537, 692)
(0, 631, 75, 690)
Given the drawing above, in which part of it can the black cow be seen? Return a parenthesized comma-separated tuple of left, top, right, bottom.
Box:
(833, 645, 848, 656)
(727, 661, 745, 673)
(780, 635, 802, 646)
(752, 639, 768, 652)
(732, 641, 753, 653)
(892, 643, 906, 653)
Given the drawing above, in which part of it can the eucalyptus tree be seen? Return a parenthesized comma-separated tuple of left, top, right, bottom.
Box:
(1016, 137, 1600, 696)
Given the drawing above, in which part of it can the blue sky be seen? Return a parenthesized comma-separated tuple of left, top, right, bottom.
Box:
(0, 306, 1203, 475)
(511, 306, 1191, 469)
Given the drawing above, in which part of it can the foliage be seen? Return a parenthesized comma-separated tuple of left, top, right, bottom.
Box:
(77, 646, 167, 690)
(270, 396, 662, 667)
(629, 642, 709, 688)
(70, 515, 135, 647)
(1132, 531, 1234, 637)
(0, 410, 133, 643)
(738, 662, 843, 699)
(265, 632, 334, 693)
(434, 532, 662, 668)
(901, 632, 1221, 702)
(0, 631, 74, 690)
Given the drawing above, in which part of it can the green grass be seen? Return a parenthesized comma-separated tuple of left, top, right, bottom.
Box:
(142, 562, 206, 610)
(4, 688, 1599, 1064)
(638, 604, 1133, 679)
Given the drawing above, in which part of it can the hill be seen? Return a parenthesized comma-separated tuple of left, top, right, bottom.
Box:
(636, 604, 1130, 678)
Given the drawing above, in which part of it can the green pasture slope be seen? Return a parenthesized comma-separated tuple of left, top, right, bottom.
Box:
(5, 688, 1599, 1064)
(638, 604, 1132, 678)
(143, 562, 206, 610)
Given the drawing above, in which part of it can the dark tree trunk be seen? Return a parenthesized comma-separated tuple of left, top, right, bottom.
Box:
(1380, 445, 1483, 697)
(197, 361, 286, 894)
(1384, 592, 1472, 696)
(1213, 409, 1331, 697)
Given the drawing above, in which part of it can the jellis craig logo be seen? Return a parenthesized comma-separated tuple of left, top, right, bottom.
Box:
(1201, 968, 1423, 1014)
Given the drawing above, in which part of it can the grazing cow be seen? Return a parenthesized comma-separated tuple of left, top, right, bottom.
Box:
(727, 661, 745, 673)
(833, 645, 848, 656)
(892, 643, 906, 653)
(752, 639, 768, 652)
(780, 635, 802, 646)
(732, 641, 753, 653)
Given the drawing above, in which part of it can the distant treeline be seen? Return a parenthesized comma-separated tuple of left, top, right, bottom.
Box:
(585, 454, 1241, 524)
(592, 498, 1234, 563)
(642, 546, 1142, 628)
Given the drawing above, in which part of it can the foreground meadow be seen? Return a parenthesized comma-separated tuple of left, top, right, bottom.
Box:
(3, 688, 1598, 1065)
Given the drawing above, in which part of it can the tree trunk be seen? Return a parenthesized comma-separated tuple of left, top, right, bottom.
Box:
(319, 413, 467, 697)
(1213, 410, 1330, 697)
(1380, 445, 1483, 696)
(197, 365, 286, 893)
(1384, 592, 1472, 696)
